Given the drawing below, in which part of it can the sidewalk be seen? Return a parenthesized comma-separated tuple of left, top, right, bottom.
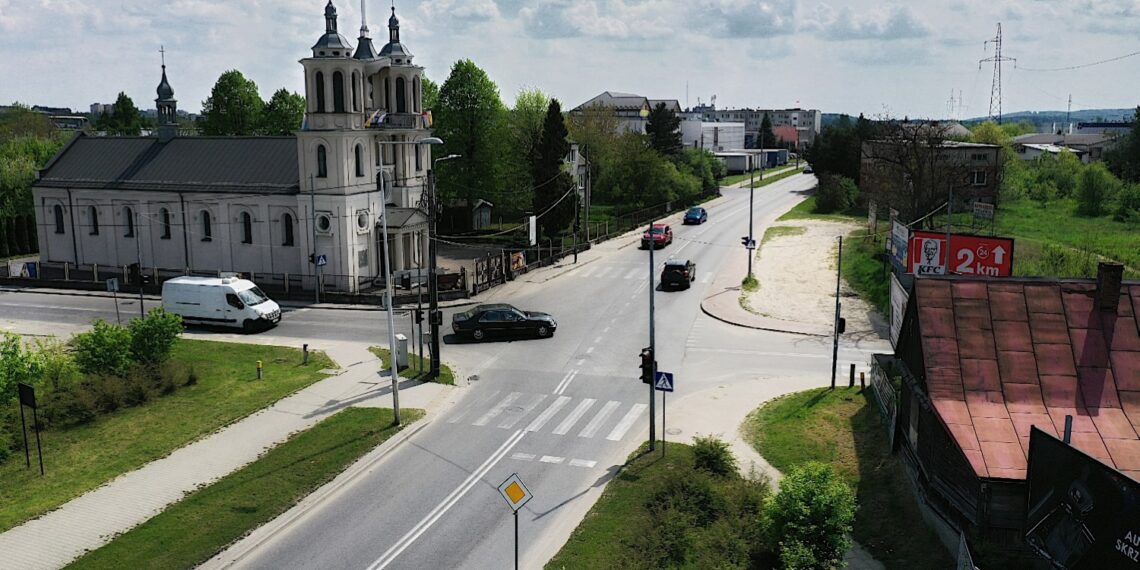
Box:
(0, 343, 456, 570)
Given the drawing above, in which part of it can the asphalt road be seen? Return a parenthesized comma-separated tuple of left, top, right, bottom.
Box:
(0, 174, 890, 569)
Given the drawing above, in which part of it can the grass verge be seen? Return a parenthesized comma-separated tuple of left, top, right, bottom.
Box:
(547, 441, 771, 569)
(761, 225, 806, 245)
(0, 339, 334, 533)
(68, 407, 422, 569)
(720, 164, 803, 187)
(743, 387, 953, 570)
(841, 229, 890, 316)
(777, 196, 865, 223)
(748, 166, 807, 188)
(368, 346, 456, 385)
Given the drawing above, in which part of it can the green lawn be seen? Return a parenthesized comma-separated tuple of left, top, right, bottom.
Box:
(841, 229, 890, 316)
(547, 442, 770, 569)
(743, 388, 953, 570)
(368, 346, 456, 385)
(777, 196, 865, 223)
(68, 407, 422, 570)
(0, 339, 334, 533)
(720, 164, 803, 187)
(761, 225, 806, 245)
(747, 165, 808, 189)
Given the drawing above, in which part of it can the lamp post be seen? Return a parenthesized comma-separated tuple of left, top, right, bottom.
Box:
(428, 153, 461, 379)
(376, 136, 443, 425)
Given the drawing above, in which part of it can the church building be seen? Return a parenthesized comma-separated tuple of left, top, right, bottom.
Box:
(32, 1, 433, 294)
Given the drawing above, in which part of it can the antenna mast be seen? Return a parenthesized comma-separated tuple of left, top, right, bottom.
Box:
(979, 23, 1016, 124)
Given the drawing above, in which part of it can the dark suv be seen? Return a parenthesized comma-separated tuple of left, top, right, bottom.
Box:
(661, 259, 696, 290)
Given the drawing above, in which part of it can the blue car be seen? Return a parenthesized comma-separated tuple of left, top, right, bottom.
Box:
(683, 207, 708, 225)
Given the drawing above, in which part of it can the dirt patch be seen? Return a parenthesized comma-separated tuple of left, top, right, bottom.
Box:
(743, 220, 884, 337)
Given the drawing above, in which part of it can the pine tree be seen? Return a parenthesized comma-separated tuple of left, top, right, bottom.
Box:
(645, 102, 682, 157)
(532, 100, 576, 239)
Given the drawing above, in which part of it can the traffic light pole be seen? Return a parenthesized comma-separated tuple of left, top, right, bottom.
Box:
(831, 235, 843, 389)
(748, 167, 755, 278)
(310, 173, 320, 305)
(647, 219, 657, 452)
(428, 168, 441, 379)
(135, 211, 144, 318)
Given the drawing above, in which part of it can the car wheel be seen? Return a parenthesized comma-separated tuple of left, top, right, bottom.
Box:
(242, 319, 256, 334)
(472, 329, 486, 341)
(536, 325, 550, 338)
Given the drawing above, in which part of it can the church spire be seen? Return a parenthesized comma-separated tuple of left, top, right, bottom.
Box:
(353, 0, 378, 60)
(379, 3, 412, 62)
(155, 46, 178, 142)
(388, 5, 400, 43)
(325, 0, 338, 33)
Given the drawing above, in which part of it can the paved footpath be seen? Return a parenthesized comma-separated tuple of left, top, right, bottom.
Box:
(0, 343, 453, 570)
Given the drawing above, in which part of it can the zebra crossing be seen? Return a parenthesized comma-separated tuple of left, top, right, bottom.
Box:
(575, 263, 713, 284)
(448, 390, 646, 443)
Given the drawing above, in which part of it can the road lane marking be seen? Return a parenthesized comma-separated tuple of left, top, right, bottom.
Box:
(594, 336, 603, 344)
(702, 273, 712, 283)
(447, 390, 501, 424)
(526, 396, 571, 432)
(367, 430, 526, 570)
(586, 347, 594, 354)
(624, 268, 640, 279)
(554, 370, 579, 395)
(553, 399, 595, 435)
(539, 455, 565, 464)
(569, 459, 597, 468)
(472, 392, 521, 426)
(579, 401, 621, 438)
(498, 394, 547, 429)
(606, 404, 647, 441)
(687, 347, 884, 358)
(595, 267, 612, 279)
(0, 303, 103, 312)
(511, 453, 536, 461)
(553, 370, 574, 394)
(602, 327, 610, 333)
(581, 266, 598, 278)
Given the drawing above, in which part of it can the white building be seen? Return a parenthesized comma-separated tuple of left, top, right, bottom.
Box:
(570, 92, 682, 134)
(34, 2, 432, 294)
(695, 107, 822, 149)
(680, 120, 745, 152)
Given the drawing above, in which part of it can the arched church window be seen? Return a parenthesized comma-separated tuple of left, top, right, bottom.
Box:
(124, 206, 135, 237)
(88, 206, 99, 235)
(201, 211, 212, 241)
(385, 77, 391, 111)
(413, 77, 420, 113)
(282, 213, 295, 247)
(160, 208, 171, 239)
(317, 145, 328, 178)
(355, 144, 364, 177)
(333, 71, 346, 113)
(241, 212, 253, 244)
(395, 77, 407, 113)
(315, 72, 327, 113)
(352, 72, 360, 112)
(53, 205, 65, 234)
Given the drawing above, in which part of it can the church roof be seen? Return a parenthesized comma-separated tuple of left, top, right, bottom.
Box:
(35, 134, 299, 194)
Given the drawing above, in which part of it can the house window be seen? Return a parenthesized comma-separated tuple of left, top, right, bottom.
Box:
(88, 206, 99, 235)
(53, 205, 65, 234)
(201, 211, 212, 241)
(241, 212, 253, 244)
(333, 71, 346, 113)
(283, 213, 295, 246)
(315, 72, 326, 113)
(396, 77, 406, 113)
(317, 145, 328, 178)
(971, 171, 987, 186)
(413, 77, 420, 113)
(160, 208, 171, 239)
(355, 144, 364, 177)
(352, 72, 360, 112)
(971, 153, 987, 162)
(124, 206, 135, 237)
(415, 145, 422, 172)
(385, 77, 391, 110)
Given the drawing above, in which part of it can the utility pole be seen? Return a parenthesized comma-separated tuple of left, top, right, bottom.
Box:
(379, 171, 401, 425)
(980, 23, 1016, 124)
(647, 219, 657, 451)
(135, 211, 145, 318)
(831, 235, 842, 389)
(427, 167, 441, 379)
(748, 166, 755, 278)
(310, 173, 320, 304)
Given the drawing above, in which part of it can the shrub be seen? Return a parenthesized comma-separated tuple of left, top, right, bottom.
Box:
(72, 320, 133, 377)
(89, 375, 127, 413)
(765, 462, 857, 570)
(813, 175, 857, 214)
(0, 332, 45, 399)
(41, 383, 98, 426)
(649, 471, 727, 527)
(34, 336, 80, 390)
(128, 309, 183, 366)
(1076, 162, 1121, 216)
(693, 435, 737, 477)
(1114, 183, 1140, 222)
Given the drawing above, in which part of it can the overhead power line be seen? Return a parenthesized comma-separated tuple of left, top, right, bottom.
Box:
(1016, 49, 1140, 72)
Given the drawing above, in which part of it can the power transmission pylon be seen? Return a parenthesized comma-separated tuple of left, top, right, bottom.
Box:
(979, 23, 1016, 124)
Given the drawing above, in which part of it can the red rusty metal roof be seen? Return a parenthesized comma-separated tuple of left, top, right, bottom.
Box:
(914, 278, 1140, 482)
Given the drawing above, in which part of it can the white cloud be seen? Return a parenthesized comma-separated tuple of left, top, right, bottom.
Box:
(690, 0, 797, 38)
(807, 4, 931, 41)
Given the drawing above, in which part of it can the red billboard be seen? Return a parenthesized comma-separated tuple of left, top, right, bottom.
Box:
(908, 230, 1014, 277)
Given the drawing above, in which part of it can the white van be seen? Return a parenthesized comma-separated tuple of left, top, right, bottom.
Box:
(161, 276, 282, 332)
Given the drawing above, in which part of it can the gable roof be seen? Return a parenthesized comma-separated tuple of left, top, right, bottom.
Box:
(573, 91, 649, 112)
(912, 276, 1140, 482)
(35, 133, 300, 194)
(1013, 133, 1112, 146)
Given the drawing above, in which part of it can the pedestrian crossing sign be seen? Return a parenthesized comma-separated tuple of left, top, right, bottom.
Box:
(498, 473, 533, 511)
(654, 371, 674, 392)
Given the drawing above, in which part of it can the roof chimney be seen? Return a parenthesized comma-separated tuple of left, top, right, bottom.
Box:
(1096, 262, 1124, 312)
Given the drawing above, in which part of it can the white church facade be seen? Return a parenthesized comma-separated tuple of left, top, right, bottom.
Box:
(33, 1, 433, 294)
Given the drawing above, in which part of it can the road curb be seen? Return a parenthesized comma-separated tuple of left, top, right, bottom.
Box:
(699, 297, 830, 337)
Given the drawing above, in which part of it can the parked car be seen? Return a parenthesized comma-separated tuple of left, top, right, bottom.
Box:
(162, 276, 281, 332)
(661, 259, 696, 290)
(451, 303, 557, 341)
(803, 165, 814, 174)
(641, 223, 674, 249)
(683, 207, 708, 225)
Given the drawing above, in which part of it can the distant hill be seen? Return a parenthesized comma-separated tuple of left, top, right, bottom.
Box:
(821, 108, 1136, 132)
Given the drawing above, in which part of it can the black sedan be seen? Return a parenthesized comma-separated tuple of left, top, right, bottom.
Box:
(451, 303, 557, 341)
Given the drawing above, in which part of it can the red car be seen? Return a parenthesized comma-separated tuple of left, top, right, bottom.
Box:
(641, 224, 673, 249)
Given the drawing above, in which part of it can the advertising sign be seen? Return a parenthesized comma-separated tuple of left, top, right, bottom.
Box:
(1025, 427, 1140, 569)
(973, 201, 995, 221)
(889, 274, 908, 349)
(890, 220, 910, 271)
(908, 231, 1014, 277)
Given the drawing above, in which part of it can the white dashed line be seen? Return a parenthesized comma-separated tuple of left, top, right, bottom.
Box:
(499, 394, 547, 429)
(569, 459, 597, 469)
(511, 453, 536, 461)
(606, 403, 647, 441)
(586, 347, 594, 354)
(579, 401, 621, 438)
(539, 455, 565, 464)
(472, 392, 521, 426)
(554, 399, 595, 435)
(527, 396, 571, 432)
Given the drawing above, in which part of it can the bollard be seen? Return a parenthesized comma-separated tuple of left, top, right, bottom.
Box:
(860, 371, 866, 391)
(303, 343, 309, 365)
(64, 262, 70, 281)
(93, 263, 99, 282)
(849, 364, 855, 388)
(256, 360, 263, 380)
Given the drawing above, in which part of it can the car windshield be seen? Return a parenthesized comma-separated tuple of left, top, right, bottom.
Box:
(687, 209, 702, 215)
(236, 286, 270, 307)
(649, 228, 666, 234)
(664, 263, 687, 272)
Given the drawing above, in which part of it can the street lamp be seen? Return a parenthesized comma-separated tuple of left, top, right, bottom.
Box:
(427, 153, 461, 380)
(377, 136, 443, 425)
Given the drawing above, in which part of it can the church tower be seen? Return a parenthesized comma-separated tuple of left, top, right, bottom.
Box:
(155, 51, 178, 143)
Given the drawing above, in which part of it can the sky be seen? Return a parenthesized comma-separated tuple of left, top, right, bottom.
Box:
(2, 0, 1138, 120)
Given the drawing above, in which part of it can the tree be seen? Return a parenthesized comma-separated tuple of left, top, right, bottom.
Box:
(1105, 106, 1140, 183)
(433, 59, 507, 213)
(0, 332, 44, 399)
(1076, 162, 1121, 216)
(814, 174, 858, 214)
(532, 99, 576, 239)
(499, 88, 550, 214)
(765, 462, 857, 570)
(95, 92, 144, 136)
(421, 77, 440, 111)
(0, 103, 55, 140)
(758, 113, 777, 149)
(260, 89, 305, 136)
(71, 320, 133, 377)
(200, 70, 265, 136)
(128, 309, 183, 365)
(645, 102, 682, 158)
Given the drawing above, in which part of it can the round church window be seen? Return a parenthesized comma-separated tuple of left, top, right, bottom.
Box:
(357, 212, 369, 230)
(317, 214, 332, 233)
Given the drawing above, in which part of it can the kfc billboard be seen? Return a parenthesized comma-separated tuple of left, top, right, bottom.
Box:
(908, 230, 1014, 277)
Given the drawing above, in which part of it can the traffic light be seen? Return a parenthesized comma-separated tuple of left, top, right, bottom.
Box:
(430, 310, 443, 326)
(415, 309, 424, 324)
(309, 253, 316, 265)
(741, 236, 749, 247)
(837, 317, 846, 334)
(639, 347, 655, 384)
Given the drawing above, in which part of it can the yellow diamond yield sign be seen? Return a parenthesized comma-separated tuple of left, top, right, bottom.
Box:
(497, 473, 532, 511)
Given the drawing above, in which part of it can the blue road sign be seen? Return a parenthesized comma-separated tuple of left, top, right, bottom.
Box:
(654, 371, 674, 392)
(315, 254, 328, 267)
